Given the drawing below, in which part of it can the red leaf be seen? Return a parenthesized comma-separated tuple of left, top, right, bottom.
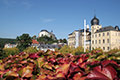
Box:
(73, 72, 86, 80)
(87, 69, 110, 80)
(87, 65, 118, 80)
(93, 65, 117, 80)
(29, 53, 39, 59)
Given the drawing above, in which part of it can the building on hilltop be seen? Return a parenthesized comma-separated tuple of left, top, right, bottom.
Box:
(68, 16, 120, 52)
(38, 30, 57, 40)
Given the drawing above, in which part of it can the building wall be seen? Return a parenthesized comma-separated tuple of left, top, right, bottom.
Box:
(91, 31, 110, 51)
(68, 30, 91, 50)
(38, 30, 56, 40)
(110, 31, 120, 50)
(68, 32, 76, 48)
(39, 31, 51, 37)
(78, 32, 91, 50)
(68, 17, 120, 52)
(91, 30, 120, 52)
(91, 25, 102, 33)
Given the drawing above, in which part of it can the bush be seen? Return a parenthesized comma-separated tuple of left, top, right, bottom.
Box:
(106, 48, 120, 54)
(3, 47, 19, 56)
(72, 46, 84, 55)
(59, 45, 73, 54)
(24, 47, 38, 53)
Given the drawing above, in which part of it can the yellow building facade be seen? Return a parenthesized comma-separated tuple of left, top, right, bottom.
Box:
(68, 29, 91, 50)
(68, 16, 120, 52)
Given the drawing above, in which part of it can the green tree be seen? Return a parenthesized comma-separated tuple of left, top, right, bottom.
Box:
(62, 38, 67, 43)
(16, 34, 32, 51)
(58, 38, 67, 43)
(32, 35, 37, 40)
(37, 36, 56, 44)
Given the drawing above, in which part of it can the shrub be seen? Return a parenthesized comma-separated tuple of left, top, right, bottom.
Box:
(3, 47, 19, 56)
(59, 45, 73, 54)
(72, 46, 84, 55)
(24, 47, 38, 53)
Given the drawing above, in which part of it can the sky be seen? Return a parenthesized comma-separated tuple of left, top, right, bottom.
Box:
(0, 0, 120, 39)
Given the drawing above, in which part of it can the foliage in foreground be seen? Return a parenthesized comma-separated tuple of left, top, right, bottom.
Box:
(0, 49, 120, 80)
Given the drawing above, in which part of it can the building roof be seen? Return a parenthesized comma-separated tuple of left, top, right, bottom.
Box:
(68, 29, 90, 35)
(32, 40, 39, 44)
(91, 16, 99, 25)
(96, 26, 120, 33)
(40, 29, 49, 33)
(79, 29, 90, 32)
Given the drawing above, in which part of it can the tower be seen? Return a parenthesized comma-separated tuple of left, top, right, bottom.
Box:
(91, 16, 102, 34)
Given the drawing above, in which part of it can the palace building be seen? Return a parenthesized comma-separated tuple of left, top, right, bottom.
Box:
(38, 30, 57, 40)
(68, 16, 120, 52)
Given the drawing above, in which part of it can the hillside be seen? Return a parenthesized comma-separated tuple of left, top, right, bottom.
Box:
(0, 38, 16, 48)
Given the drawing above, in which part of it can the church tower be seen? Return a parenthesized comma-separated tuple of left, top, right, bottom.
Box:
(91, 16, 102, 34)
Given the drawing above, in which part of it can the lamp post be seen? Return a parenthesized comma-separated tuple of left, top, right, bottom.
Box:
(84, 19, 86, 52)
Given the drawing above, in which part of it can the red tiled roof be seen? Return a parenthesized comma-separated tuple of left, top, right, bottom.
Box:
(32, 40, 39, 44)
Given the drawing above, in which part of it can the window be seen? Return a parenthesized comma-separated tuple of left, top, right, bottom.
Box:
(107, 32, 109, 36)
(103, 33, 105, 36)
(119, 33, 120, 36)
(96, 40, 97, 44)
(103, 39, 105, 43)
(95, 34, 97, 37)
(99, 34, 101, 37)
(103, 47, 105, 50)
(107, 39, 109, 43)
(108, 47, 109, 50)
(92, 35, 94, 38)
(92, 40, 94, 44)
(99, 40, 101, 44)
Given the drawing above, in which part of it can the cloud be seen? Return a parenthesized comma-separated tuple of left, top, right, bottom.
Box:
(42, 18, 55, 23)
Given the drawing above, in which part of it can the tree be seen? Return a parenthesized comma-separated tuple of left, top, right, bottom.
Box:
(16, 34, 32, 51)
(62, 38, 67, 43)
(37, 36, 57, 44)
(32, 35, 37, 40)
(58, 38, 67, 43)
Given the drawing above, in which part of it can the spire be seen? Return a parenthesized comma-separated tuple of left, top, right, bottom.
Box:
(94, 9, 96, 17)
